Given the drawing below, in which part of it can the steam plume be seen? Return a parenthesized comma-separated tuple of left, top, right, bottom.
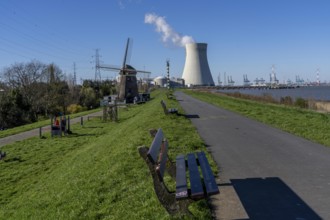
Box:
(144, 13, 194, 47)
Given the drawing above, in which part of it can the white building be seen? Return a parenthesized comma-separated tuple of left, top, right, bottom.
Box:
(153, 76, 167, 87)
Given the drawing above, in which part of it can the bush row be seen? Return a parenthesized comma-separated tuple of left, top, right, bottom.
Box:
(222, 92, 309, 109)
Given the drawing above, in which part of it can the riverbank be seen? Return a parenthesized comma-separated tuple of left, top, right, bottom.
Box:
(212, 88, 330, 113)
(213, 85, 330, 112)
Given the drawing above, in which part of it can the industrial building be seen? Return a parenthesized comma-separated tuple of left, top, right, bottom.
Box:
(153, 76, 167, 87)
(182, 43, 215, 86)
(153, 76, 185, 88)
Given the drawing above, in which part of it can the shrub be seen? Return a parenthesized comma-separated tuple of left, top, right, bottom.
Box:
(223, 92, 278, 104)
(261, 93, 278, 104)
(308, 99, 317, 110)
(67, 104, 85, 114)
(294, 97, 308, 109)
(280, 96, 293, 106)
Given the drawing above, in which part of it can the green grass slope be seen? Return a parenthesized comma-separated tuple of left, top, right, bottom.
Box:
(0, 89, 215, 220)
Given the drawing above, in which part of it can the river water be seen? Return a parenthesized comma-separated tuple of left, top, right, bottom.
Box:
(217, 86, 330, 102)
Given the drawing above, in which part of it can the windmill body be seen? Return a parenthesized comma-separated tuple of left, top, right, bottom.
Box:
(97, 38, 151, 103)
(118, 64, 139, 103)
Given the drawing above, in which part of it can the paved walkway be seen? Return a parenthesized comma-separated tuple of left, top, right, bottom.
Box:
(0, 111, 103, 148)
(176, 91, 330, 220)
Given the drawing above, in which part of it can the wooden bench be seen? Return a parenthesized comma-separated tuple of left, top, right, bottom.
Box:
(134, 93, 150, 104)
(138, 128, 219, 215)
(133, 95, 146, 104)
(160, 100, 178, 115)
(141, 93, 150, 101)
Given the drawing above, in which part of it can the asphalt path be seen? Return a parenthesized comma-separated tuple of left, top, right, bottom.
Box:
(176, 91, 330, 220)
(0, 111, 103, 148)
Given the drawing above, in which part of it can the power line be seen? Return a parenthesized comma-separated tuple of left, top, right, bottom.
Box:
(0, 1, 86, 56)
(0, 36, 70, 61)
(0, 2, 101, 81)
(0, 1, 92, 76)
(0, 46, 31, 60)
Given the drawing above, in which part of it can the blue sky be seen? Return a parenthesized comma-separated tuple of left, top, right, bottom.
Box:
(0, 0, 329, 85)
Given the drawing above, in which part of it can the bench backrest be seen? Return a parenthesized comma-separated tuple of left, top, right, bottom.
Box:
(0, 151, 6, 159)
(147, 128, 168, 181)
(160, 100, 168, 115)
(147, 128, 163, 163)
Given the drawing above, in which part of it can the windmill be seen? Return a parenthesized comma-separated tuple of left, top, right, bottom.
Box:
(97, 38, 151, 103)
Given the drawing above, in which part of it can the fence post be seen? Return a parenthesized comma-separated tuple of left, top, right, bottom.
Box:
(114, 100, 118, 122)
(81, 116, 83, 126)
(60, 118, 63, 137)
(103, 106, 107, 121)
(50, 116, 53, 138)
(39, 127, 42, 138)
(67, 116, 71, 133)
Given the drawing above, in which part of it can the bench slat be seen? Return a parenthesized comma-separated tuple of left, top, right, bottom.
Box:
(147, 128, 164, 164)
(187, 153, 204, 199)
(156, 140, 168, 181)
(168, 108, 178, 114)
(176, 155, 188, 199)
(197, 152, 219, 196)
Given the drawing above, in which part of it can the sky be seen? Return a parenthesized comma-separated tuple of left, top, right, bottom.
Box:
(0, 0, 330, 85)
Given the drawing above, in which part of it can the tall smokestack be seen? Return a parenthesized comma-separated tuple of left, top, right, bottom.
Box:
(182, 43, 214, 86)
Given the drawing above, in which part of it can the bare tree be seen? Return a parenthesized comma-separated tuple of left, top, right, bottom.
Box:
(2, 61, 67, 121)
(3, 61, 47, 121)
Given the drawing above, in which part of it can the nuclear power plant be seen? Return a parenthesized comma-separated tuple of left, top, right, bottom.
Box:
(182, 43, 215, 86)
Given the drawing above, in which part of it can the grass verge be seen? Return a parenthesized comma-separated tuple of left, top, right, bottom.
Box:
(184, 89, 330, 147)
(0, 108, 101, 139)
(0, 89, 215, 220)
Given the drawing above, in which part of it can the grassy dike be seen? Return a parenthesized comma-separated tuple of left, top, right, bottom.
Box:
(185, 89, 330, 147)
(0, 89, 216, 220)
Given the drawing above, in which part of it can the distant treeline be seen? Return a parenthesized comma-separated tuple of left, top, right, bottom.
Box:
(0, 60, 116, 129)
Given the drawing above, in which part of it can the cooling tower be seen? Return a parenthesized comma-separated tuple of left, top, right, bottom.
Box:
(182, 43, 214, 86)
